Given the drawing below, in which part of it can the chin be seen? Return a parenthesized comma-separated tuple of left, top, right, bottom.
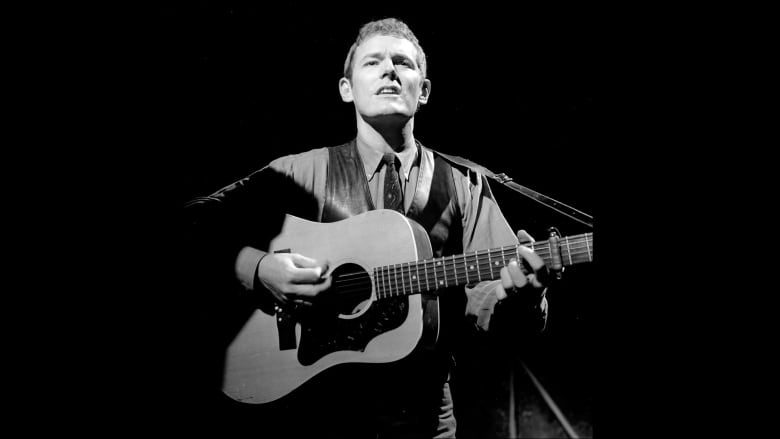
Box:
(376, 105, 415, 117)
(377, 111, 413, 119)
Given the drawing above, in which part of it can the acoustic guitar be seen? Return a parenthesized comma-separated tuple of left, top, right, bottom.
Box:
(223, 209, 593, 404)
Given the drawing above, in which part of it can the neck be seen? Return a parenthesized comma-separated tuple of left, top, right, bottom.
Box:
(356, 113, 416, 154)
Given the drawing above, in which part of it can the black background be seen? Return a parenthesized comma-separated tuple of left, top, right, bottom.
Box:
(20, 2, 757, 436)
(46, 2, 608, 437)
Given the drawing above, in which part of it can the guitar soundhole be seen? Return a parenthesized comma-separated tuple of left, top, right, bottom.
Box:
(324, 263, 372, 315)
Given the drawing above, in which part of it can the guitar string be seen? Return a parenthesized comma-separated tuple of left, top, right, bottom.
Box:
(328, 249, 593, 299)
(338, 262, 593, 295)
(327, 236, 593, 291)
(329, 234, 592, 283)
(332, 255, 592, 300)
(334, 249, 590, 294)
(276, 231, 592, 304)
(329, 240, 592, 283)
(330, 245, 593, 285)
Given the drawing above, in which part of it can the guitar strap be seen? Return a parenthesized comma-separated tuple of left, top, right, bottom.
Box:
(430, 150, 594, 228)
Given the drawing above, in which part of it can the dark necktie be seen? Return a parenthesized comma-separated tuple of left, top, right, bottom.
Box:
(382, 153, 404, 214)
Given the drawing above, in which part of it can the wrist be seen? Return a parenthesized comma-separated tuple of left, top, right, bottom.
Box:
(253, 252, 269, 290)
(234, 246, 268, 291)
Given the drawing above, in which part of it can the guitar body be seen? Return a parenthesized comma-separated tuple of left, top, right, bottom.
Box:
(222, 209, 438, 404)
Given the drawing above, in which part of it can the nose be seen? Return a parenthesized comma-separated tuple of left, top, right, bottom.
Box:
(380, 58, 399, 80)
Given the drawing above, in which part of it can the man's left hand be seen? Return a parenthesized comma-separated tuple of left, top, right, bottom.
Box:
(495, 230, 549, 301)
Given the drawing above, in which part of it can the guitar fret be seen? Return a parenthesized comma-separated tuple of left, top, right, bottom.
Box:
(440, 259, 447, 288)
(401, 262, 412, 295)
(463, 254, 470, 284)
(379, 267, 385, 299)
(387, 265, 393, 296)
(401, 263, 406, 295)
(424, 260, 430, 292)
(451, 255, 457, 287)
(411, 263, 416, 293)
(546, 242, 553, 270)
(585, 236, 592, 262)
(388, 266, 393, 298)
(406, 262, 413, 295)
(431, 259, 439, 290)
(374, 268, 379, 299)
(400, 263, 406, 296)
(386, 264, 391, 297)
(373, 268, 378, 299)
(476, 250, 482, 282)
(393, 264, 400, 297)
(565, 237, 572, 265)
(402, 263, 408, 296)
(401, 264, 405, 295)
(415, 261, 421, 293)
(384, 265, 389, 297)
(385, 265, 390, 297)
(379, 267, 387, 298)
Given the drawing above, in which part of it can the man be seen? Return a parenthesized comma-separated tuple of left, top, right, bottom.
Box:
(184, 17, 549, 438)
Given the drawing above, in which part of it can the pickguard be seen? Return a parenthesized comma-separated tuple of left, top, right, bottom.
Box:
(297, 297, 408, 366)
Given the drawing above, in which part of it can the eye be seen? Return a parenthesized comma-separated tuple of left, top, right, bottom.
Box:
(395, 59, 414, 68)
(364, 60, 379, 66)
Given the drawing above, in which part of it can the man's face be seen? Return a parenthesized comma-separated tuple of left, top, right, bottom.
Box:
(342, 34, 429, 119)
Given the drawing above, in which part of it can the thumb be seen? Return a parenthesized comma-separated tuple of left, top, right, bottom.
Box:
(291, 253, 329, 277)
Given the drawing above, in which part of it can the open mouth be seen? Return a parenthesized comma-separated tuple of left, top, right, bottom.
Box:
(376, 86, 401, 95)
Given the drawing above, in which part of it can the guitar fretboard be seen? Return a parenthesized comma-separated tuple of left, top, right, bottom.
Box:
(373, 233, 592, 299)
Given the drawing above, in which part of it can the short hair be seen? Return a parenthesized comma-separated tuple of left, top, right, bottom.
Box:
(343, 18, 427, 81)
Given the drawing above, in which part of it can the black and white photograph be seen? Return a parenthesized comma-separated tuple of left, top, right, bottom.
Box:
(74, 3, 599, 438)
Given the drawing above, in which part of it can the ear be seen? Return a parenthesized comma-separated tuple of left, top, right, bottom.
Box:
(339, 77, 354, 103)
(418, 79, 431, 105)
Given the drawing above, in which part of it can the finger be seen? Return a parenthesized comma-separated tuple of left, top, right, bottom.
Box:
(517, 246, 552, 287)
(289, 254, 330, 283)
(495, 283, 508, 301)
(288, 275, 333, 297)
(526, 273, 544, 289)
(516, 246, 545, 273)
(498, 268, 513, 299)
(506, 259, 528, 289)
(516, 229, 535, 245)
(499, 262, 515, 295)
(291, 254, 330, 276)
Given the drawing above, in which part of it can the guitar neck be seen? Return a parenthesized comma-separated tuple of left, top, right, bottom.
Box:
(373, 233, 593, 299)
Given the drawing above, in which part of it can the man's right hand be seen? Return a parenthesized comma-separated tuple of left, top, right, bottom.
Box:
(256, 253, 331, 306)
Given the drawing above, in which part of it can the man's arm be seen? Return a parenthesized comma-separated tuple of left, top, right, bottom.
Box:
(184, 148, 331, 308)
(183, 154, 324, 299)
(456, 169, 549, 334)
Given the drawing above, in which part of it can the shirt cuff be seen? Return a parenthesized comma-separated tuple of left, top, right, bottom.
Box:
(235, 246, 267, 290)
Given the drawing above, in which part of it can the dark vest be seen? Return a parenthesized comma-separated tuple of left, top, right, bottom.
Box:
(321, 140, 464, 259)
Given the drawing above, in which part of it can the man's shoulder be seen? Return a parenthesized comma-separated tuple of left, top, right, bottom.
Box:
(271, 146, 330, 164)
(267, 146, 330, 173)
(422, 144, 490, 182)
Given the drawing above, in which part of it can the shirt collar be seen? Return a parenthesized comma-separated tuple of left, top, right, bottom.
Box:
(357, 140, 419, 183)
